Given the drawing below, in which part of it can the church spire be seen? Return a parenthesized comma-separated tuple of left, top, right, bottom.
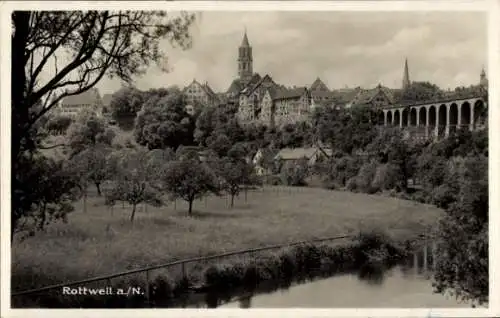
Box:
(238, 28, 253, 85)
(402, 58, 410, 90)
(241, 27, 250, 47)
(480, 65, 488, 88)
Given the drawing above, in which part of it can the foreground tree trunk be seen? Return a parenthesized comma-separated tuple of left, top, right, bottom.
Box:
(95, 182, 102, 196)
(130, 204, 137, 222)
(11, 12, 31, 242)
(38, 203, 47, 231)
(188, 199, 194, 216)
(83, 192, 88, 213)
(230, 194, 235, 208)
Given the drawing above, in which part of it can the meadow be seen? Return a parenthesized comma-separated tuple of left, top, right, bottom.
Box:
(11, 185, 442, 293)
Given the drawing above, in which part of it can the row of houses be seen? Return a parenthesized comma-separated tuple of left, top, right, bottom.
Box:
(174, 143, 333, 178)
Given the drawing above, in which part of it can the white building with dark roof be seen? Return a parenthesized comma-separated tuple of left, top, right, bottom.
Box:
(56, 88, 103, 118)
(182, 79, 219, 109)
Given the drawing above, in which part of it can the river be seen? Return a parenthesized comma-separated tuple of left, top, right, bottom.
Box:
(198, 243, 478, 308)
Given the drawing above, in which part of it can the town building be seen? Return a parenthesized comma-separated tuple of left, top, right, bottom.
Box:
(55, 88, 103, 118)
(274, 146, 332, 167)
(310, 77, 336, 107)
(182, 79, 220, 110)
(346, 83, 395, 109)
(231, 31, 315, 127)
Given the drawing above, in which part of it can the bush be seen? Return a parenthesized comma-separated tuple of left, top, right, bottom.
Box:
(346, 176, 359, 192)
(324, 155, 363, 187)
(354, 160, 378, 193)
(410, 191, 431, 204)
(280, 158, 309, 186)
(432, 184, 457, 209)
(370, 163, 404, 192)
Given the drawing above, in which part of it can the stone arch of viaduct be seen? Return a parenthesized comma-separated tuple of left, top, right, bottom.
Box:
(379, 97, 487, 139)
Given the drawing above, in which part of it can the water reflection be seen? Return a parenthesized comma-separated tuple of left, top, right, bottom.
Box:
(214, 241, 473, 308)
(239, 294, 252, 308)
(357, 262, 385, 286)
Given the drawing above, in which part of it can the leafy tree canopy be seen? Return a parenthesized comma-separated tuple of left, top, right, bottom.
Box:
(134, 87, 195, 150)
(109, 86, 146, 130)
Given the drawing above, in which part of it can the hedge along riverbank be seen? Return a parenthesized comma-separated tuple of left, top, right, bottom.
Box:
(12, 230, 414, 308)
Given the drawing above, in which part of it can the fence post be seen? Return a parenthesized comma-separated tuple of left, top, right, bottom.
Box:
(145, 270, 150, 307)
(423, 239, 428, 275)
(182, 262, 186, 280)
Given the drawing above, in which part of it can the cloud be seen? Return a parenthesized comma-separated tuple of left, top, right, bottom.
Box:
(95, 11, 487, 94)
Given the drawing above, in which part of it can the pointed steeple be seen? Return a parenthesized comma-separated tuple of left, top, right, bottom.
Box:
(238, 27, 253, 85)
(402, 58, 410, 90)
(480, 65, 488, 88)
(241, 27, 250, 47)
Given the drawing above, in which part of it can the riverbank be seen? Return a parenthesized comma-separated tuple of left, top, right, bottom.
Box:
(13, 231, 413, 308)
(11, 186, 442, 305)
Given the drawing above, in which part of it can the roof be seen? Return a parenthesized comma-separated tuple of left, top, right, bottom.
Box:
(274, 147, 319, 160)
(61, 88, 101, 106)
(102, 94, 113, 107)
(227, 79, 243, 95)
(254, 147, 279, 161)
(349, 84, 395, 106)
(243, 74, 276, 96)
(311, 90, 336, 99)
(241, 31, 250, 47)
(310, 77, 330, 92)
(202, 83, 217, 98)
(331, 87, 362, 104)
(273, 87, 309, 101)
(226, 73, 262, 95)
(184, 79, 218, 99)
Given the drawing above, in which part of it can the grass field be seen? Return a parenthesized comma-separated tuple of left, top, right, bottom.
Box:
(11, 186, 443, 291)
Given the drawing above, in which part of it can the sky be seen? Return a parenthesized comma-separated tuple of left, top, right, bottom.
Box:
(95, 11, 487, 95)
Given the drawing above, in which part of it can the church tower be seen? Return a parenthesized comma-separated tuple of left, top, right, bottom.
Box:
(402, 58, 410, 90)
(480, 66, 488, 88)
(238, 29, 253, 86)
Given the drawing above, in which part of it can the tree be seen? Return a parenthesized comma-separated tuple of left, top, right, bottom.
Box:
(434, 155, 488, 306)
(85, 145, 112, 196)
(280, 158, 309, 186)
(11, 10, 195, 238)
(398, 81, 444, 104)
(45, 115, 73, 135)
(366, 127, 410, 190)
(134, 87, 195, 150)
(105, 149, 164, 222)
(313, 105, 377, 155)
(216, 157, 246, 208)
(64, 149, 93, 212)
(207, 133, 232, 157)
(67, 112, 115, 157)
(13, 155, 77, 238)
(109, 86, 145, 130)
(162, 158, 220, 216)
(194, 103, 240, 146)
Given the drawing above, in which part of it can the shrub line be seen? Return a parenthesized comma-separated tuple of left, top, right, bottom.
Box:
(12, 234, 353, 297)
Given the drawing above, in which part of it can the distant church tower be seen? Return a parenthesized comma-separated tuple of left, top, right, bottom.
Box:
(480, 66, 488, 88)
(238, 29, 253, 86)
(402, 58, 411, 90)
